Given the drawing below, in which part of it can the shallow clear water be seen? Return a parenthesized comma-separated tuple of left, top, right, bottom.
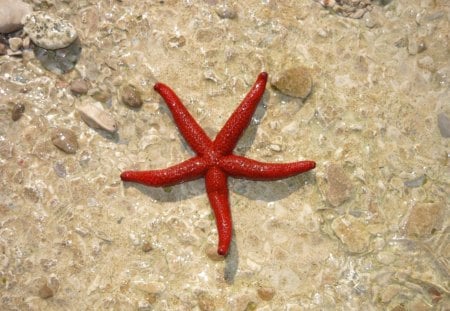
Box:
(0, 1, 448, 310)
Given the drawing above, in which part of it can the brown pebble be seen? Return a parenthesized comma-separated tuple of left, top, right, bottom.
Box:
(11, 103, 25, 121)
(405, 202, 444, 237)
(324, 163, 353, 207)
(70, 79, 90, 95)
(205, 246, 225, 261)
(142, 241, 153, 252)
(38, 284, 54, 299)
(271, 66, 313, 99)
(119, 84, 143, 108)
(51, 128, 79, 154)
(0, 43, 7, 55)
(257, 287, 275, 301)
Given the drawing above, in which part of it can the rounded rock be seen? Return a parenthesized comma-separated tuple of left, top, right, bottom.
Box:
(271, 66, 313, 99)
(51, 128, 78, 154)
(0, 0, 32, 34)
(70, 79, 90, 95)
(23, 12, 78, 50)
(11, 102, 25, 121)
(77, 102, 118, 134)
(119, 84, 143, 108)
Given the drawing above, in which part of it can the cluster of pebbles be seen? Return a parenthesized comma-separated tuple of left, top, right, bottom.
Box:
(0, 0, 80, 72)
(46, 79, 143, 154)
(1, 0, 144, 154)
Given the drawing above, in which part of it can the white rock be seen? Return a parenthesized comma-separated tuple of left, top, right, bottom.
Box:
(77, 102, 118, 134)
(0, 0, 32, 33)
(23, 11, 77, 49)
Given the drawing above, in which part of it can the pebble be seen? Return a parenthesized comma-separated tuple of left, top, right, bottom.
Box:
(38, 283, 54, 299)
(51, 128, 79, 154)
(437, 112, 450, 137)
(70, 79, 90, 95)
(271, 67, 313, 99)
(205, 245, 225, 261)
(77, 102, 118, 134)
(141, 241, 153, 252)
(257, 287, 275, 301)
(11, 102, 25, 121)
(119, 84, 143, 108)
(405, 202, 444, 237)
(0, 42, 7, 55)
(331, 215, 371, 253)
(8, 37, 22, 52)
(215, 4, 238, 19)
(403, 174, 426, 188)
(0, 0, 32, 34)
(23, 12, 78, 50)
(324, 163, 353, 207)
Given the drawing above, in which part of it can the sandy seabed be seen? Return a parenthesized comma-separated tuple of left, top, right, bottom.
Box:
(0, 0, 449, 310)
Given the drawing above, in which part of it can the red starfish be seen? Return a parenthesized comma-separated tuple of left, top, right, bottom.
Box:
(121, 72, 316, 256)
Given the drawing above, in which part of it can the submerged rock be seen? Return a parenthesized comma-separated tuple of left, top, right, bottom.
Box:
(0, 0, 32, 34)
(78, 102, 118, 134)
(119, 84, 143, 108)
(11, 102, 25, 121)
(324, 163, 353, 207)
(51, 128, 78, 154)
(331, 215, 371, 253)
(271, 67, 313, 99)
(23, 12, 78, 49)
(405, 202, 444, 237)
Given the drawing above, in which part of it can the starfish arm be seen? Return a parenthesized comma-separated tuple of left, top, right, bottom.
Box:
(121, 156, 208, 187)
(154, 82, 213, 155)
(213, 72, 268, 155)
(205, 167, 232, 256)
(220, 155, 316, 180)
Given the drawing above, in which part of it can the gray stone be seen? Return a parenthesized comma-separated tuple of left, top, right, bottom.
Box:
(23, 12, 78, 50)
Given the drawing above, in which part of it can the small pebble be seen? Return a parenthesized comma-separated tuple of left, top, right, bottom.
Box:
(404, 174, 426, 188)
(23, 12, 78, 50)
(8, 37, 22, 52)
(11, 102, 25, 121)
(405, 202, 444, 237)
(70, 79, 90, 95)
(51, 128, 79, 154)
(215, 4, 238, 19)
(324, 163, 353, 207)
(142, 241, 153, 252)
(0, 0, 32, 33)
(331, 215, 371, 253)
(38, 283, 54, 299)
(271, 66, 313, 99)
(53, 161, 67, 178)
(257, 287, 275, 301)
(417, 40, 427, 53)
(0, 42, 7, 55)
(437, 112, 450, 138)
(78, 102, 118, 134)
(205, 245, 225, 261)
(119, 84, 143, 108)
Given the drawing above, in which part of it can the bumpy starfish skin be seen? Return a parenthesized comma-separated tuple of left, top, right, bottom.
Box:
(121, 72, 316, 255)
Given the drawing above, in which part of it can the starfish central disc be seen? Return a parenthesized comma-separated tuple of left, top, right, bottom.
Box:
(121, 72, 316, 256)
